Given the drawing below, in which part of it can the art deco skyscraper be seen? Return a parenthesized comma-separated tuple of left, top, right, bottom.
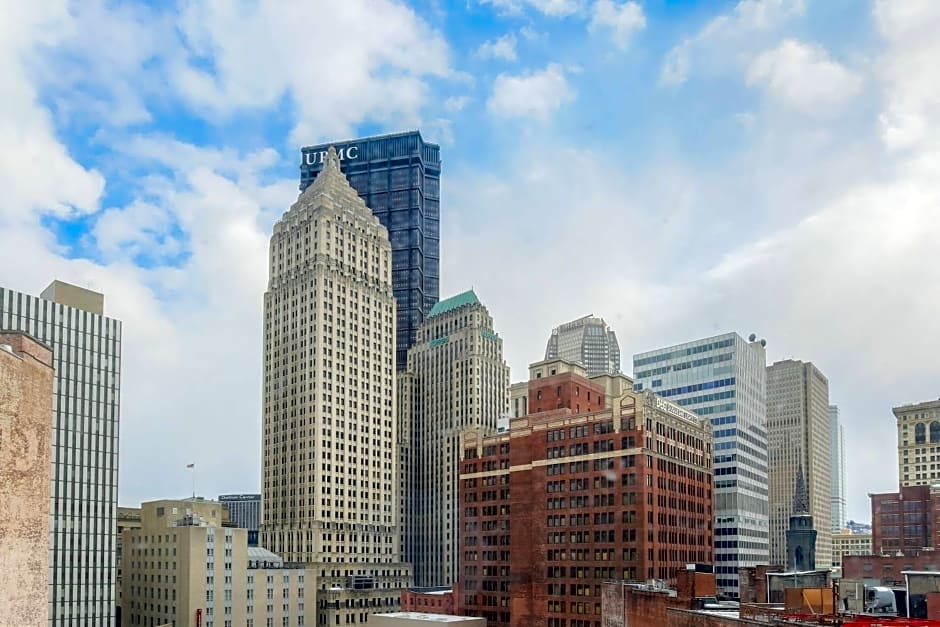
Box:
(299, 131, 441, 371)
(766, 359, 832, 569)
(261, 147, 410, 626)
(398, 290, 509, 586)
(544, 314, 620, 377)
(0, 281, 122, 627)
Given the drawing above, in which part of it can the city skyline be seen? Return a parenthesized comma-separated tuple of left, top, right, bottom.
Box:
(1, 0, 938, 528)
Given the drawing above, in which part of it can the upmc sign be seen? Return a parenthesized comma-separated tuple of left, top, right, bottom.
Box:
(303, 145, 359, 166)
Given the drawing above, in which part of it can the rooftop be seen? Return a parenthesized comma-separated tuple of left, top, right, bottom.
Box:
(428, 290, 479, 318)
(378, 613, 475, 623)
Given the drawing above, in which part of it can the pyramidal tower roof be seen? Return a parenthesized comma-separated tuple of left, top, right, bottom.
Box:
(283, 146, 376, 225)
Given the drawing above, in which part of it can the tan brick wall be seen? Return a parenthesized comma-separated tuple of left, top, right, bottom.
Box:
(0, 332, 54, 627)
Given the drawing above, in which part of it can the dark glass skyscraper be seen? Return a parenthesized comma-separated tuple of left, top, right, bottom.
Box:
(300, 131, 441, 370)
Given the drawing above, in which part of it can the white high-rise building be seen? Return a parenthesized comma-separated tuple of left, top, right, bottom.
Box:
(766, 360, 832, 569)
(544, 315, 620, 377)
(829, 405, 846, 531)
(260, 147, 410, 626)
(0, 280, 122, 627)
(633, 332, 768, 598)
(399, 290, 509, 586)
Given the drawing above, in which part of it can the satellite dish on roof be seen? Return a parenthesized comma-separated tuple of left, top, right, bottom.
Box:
(748, 333, 757, 342)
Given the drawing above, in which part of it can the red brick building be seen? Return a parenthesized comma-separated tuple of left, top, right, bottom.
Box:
(871, 485, 940, 555)
(457, 366, 714, 627)
(401, 587, 456, 615)
(842, 554, 940, 586)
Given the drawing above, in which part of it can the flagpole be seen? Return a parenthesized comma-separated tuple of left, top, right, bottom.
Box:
(187, 463, 195, 499)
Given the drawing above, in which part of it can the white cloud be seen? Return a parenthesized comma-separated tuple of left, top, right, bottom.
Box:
(444, 95, 471, 112)
(589, 0, 646, 49)
(480, 0, 584, 17)
(874, 0, 940, 151)
(477, 33, 518, 61)
(172, 0, 451, 142)
(747, 39, 862, 113)
(660, 0, 806, 86)
(0, 3, 104, 223)
(487, 63, 575, 119)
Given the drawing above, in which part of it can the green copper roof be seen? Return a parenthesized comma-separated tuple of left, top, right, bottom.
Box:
(428, 290, 480, 318)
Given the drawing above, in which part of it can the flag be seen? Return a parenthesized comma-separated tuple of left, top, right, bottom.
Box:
(186, 463, 194, 468)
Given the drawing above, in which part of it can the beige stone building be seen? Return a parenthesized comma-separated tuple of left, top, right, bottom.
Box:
(398, 290, 509, 586)
(260, 147, 410, 626)
(116, 507, 143, 624)
(509, 381, 528, 418)
(895, 399, 940, 487)
(831, 530, 872, 569)
(767, 360, 832, 569)
(122, 498, 313, 627)
(0, 332, 54, 627)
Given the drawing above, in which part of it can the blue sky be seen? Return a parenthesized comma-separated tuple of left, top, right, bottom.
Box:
(2, 0, 939, 525)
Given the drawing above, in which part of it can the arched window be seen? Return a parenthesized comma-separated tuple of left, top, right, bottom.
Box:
(930, 422, 940, 443)
(916, 423, 927, 444)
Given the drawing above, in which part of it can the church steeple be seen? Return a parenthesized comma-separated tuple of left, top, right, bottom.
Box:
(793, 463, 809, 514)
(786, 459, 817, 570)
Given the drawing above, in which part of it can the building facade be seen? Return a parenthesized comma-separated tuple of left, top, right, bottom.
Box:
(0, 281, 122, 627)
(895, 399, 940, 487)
(509, 382, 528, 418)
(399, 290, 509, 586)
(219, 494, 261, 546)
(544, 315, 620, 377)
(458, 373, 713, 627)
(632, 332, 767, 597)
(829, 405, 846, 531)
(121, 499, 314, 627)
(115, 507, 143, 626)
(870, 484, 940, 556)
(299, 131, 441, 371)
(0, 332, 54, 627)
(830, 530, 872, 569)
(766, 359, 832, 569)
(261, 147, 410, 626)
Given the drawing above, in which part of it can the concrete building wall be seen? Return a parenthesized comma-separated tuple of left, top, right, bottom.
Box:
(895, 399, 940, 487)
(509, 382, 528, 418)
(370, 614, 483, 627)
(766, 360, 832, 569)
(261, 148, 410, 627)
(0, 332, 54, 627)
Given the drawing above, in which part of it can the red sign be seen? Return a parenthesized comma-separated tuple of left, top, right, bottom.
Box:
(196, 609, 202, 627)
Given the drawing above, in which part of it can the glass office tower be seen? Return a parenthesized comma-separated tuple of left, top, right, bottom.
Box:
(300, 131, 441, 370)
(633, 332, 768, 598)
(1, 281, 122, 627)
